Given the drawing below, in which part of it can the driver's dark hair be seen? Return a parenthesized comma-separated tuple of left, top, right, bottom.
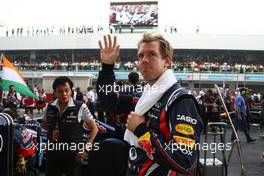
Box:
(52, 76, 74, 92)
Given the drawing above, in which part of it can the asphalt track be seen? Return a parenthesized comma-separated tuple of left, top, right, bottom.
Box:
(200, 128, 264, 176)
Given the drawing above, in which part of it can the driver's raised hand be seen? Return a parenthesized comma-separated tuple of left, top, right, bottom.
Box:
(98, 34, 120, 65)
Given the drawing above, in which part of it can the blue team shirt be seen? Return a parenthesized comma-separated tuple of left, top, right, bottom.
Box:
(234, 95, 247, 113)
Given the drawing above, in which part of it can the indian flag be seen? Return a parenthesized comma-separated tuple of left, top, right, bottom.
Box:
(1, 54, 37, 99)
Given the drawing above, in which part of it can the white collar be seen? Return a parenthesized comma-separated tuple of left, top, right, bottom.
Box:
(51, 97, 75, 112)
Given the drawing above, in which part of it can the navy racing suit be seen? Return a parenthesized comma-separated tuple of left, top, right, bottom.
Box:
(96, 64, 203, 176)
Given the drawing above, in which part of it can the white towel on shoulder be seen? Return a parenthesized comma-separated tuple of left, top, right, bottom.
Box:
(124, 69, 177, 147)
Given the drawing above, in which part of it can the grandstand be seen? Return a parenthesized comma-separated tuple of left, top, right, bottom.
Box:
(0, 33, 264, 92)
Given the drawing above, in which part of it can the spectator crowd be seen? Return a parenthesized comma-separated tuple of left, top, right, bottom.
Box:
(1, 58, 263, 73)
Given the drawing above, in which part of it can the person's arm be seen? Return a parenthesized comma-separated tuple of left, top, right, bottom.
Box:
(132, 98, 203, 174)
(96, 35, 135, 114)
(85, 119, 98, 144)
(76, 104, 98, 161)
(97, 63, 135, 113)
(79, 104, 98, 144)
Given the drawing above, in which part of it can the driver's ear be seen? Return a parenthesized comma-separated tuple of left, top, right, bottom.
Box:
(164, 56, 172, 68)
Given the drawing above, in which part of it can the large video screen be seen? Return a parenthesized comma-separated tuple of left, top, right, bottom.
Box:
(109, 1, 158, 27)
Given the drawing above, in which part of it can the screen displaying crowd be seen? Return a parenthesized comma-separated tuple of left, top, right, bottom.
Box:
(109, 1, 158, 26)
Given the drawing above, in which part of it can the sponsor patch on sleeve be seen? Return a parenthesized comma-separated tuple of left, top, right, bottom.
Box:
(173, 135, 195, 149)
(175, 123, 194, 135)
(176, 114, 197, 125)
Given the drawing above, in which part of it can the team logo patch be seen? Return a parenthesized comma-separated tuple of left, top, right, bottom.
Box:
(175, 124, 194, 135)
(139, 132, 154, 160)
(173, 135, 195, 149)
(67, 116, 76, 119)
(176, 114, 197, 125)
(139, 131, 151, 141)
(67, 112, 76, 119)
